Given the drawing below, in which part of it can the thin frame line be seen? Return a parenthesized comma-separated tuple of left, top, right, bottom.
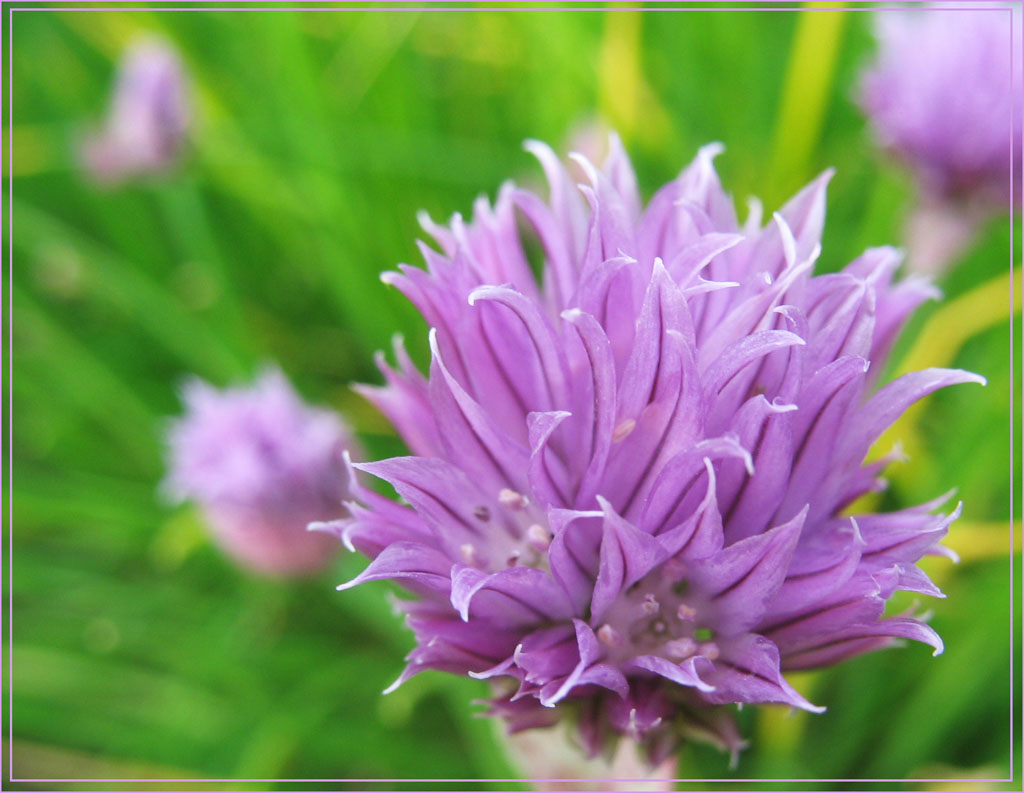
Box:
(4, 0, 1019, 788)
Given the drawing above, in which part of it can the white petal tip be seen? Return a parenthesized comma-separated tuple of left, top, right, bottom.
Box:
(381, 677, 405, 695)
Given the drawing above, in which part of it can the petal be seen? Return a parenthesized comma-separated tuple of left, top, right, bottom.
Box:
(702, 329, 807, 400)
(781, 617, 943, 671)
(707, 634, 825, 712)
(777, 169, 833, 265)
(803, 273, 877, 371)
(618, 260, 694, 419)
(571, 154, 637, 270)
(664, 232, 745, 289)
(690, 506, 807, 635)
(697, 253, 814, 366)
(653, 458, 725, 561)
(602, 328, 704, 518)
(355, 336, 443, 458)
(602, 132, 642, 221)
(717, 396, 798, 544)
(355, 456, 513, 563)
(469, 285, 570, 409)
(312, 502, 428, 559)
(625, 654, 717, 693)
(337, 541, 453, 595)
(590, 496, 670, 623)
(527, 410, 573, 507)
(514, 623, 579, 682)
(640, 436, 752, 550)
(511, 185, 578, 310)
(775, 356, 870, 523)
(539, 619, 630, 706)
(428, 328, 531, 494)
(450, 564, 575, 625)
(548, 509, 603, 615)
(840, 368, 987, 469)
(561, 308, 618, 507)
(857, 502, 963, 562)
(766, 518, 865, 616)
(524, 138, 588, 263)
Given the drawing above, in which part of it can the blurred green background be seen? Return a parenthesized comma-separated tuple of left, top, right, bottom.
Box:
(5, 4, 1019, 790)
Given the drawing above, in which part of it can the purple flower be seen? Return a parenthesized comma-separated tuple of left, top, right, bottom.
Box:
(858, 7, 1018, 206)
(165, 369, 356, 577)
(326, 138, 983, 763)
(81, 37, 190, 183)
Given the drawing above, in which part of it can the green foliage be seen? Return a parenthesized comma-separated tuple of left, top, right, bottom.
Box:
(7, 6, 1016, 789)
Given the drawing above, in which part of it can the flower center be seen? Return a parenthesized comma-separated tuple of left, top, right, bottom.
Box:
(461, 488, 554, 572)
(595, 563, 718, 665)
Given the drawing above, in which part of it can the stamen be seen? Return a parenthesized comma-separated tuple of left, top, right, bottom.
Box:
(506, 550, 521, 567)
(698, 641, 720, 661)
(641, 594, 660, 615)
(527, 523, 552, 552)
(651, 620, 667, 634)
(676, 603, 697, 621)
(461, 543, 480, 566)
(612, 418, 637, 443)
(597, 624, 623, 647)
(498, 488, 529, 510)
(665, 637, 697, 659)
(626, 708, 640, 738)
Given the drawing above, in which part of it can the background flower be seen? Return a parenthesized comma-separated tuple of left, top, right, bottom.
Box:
(165, 368, 355, 576)
(859, 6, 1016, 204)
(80, 37, 190, 183)
(858, 6, 1018, 274)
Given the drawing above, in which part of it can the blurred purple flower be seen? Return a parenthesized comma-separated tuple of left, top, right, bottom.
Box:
(81, 37, 189, 183)
(165, 369, 356, 577)
(859, 7, 1018, 273)
(859, 7, 1017, 203)
(325, 137, 982, 763)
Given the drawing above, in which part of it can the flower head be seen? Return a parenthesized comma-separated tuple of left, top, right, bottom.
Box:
(328, 137, 983, 763)
(858, 7, 1018, 205)
(81, 37, 190, 183)
(165, 368, 355, 576)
